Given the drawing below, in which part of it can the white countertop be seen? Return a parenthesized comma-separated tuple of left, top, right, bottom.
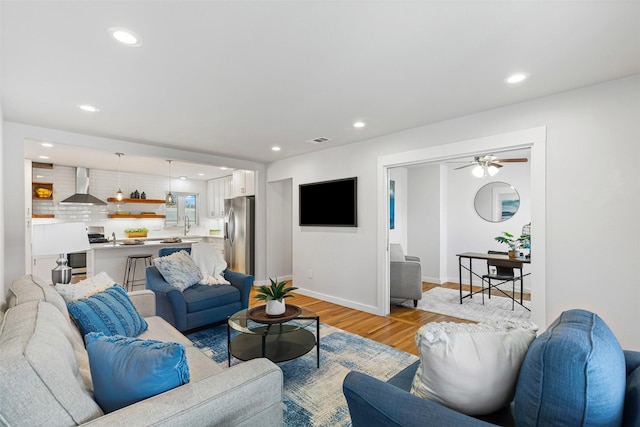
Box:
(91, 239, 199, 250)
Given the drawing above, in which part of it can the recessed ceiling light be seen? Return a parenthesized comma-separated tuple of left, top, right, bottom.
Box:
(107, 27, 143, 47)
(353, 121, 366, 128)
(38, 155, 49, 160)
(505, 73, 530, 84)
(40, 142, 53, 148)
(272, 146, 281, 151)
(198, 173, 205, 176)
(179, 176, 187, 180)
(220, 167, 228, 170)
(78, 104, 100, 113)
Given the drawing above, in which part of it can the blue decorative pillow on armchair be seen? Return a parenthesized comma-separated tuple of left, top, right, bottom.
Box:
(85, 332, 190, 413)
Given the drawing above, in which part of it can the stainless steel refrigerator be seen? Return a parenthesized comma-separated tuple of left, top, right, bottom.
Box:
(224, 196, 255, 275)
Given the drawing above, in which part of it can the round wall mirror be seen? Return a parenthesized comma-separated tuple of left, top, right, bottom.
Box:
(474, 181, 520, 223)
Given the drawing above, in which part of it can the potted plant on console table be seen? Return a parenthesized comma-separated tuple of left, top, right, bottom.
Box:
(255, 278, 298, 316)
(494, 231, 530, 258)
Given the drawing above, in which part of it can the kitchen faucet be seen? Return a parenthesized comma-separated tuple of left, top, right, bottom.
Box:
(184, 215, 191, 236)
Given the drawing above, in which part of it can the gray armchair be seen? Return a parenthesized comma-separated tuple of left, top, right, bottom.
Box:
(390, 243, 422, 307)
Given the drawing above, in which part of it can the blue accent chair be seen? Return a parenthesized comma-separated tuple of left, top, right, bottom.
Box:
(145, 247, 253, 332)
(344, 309, 640, 426)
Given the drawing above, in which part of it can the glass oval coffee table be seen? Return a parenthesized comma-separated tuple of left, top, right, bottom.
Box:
(227, 305, 320, 367)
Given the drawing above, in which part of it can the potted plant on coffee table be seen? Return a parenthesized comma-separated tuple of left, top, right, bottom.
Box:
(495, 231, 529, 258)
(255, 278, 298, 316)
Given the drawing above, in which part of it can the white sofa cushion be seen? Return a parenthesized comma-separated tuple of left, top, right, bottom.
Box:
(55, 271, 116, 302)
(411, 320, 537, 415)
(0, 301, 103, 425)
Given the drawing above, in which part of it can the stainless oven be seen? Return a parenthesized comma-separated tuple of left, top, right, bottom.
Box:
(67, 251, 87, 276)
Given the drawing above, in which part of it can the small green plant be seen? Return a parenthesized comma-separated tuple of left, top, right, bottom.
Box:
(495, 231, 530, 251)
(124, 227, 148, 233)
(255, 278, 298, 302)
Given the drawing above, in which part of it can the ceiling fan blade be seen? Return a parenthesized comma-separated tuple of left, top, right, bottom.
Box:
(454, 164, 475, 170)
(494, 158, 528, 163)
(488, 162, 503, 168)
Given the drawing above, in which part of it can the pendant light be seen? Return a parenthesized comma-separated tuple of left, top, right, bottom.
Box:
(165, 160, 176, 205)
(115, 153, 124, 200)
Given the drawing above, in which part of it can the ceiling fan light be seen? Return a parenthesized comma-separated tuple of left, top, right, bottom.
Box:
(488, 165, 499, 176)
(472, 165, 485, 178)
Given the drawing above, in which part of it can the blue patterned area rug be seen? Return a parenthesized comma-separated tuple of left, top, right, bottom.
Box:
(187, 323, 418, 426)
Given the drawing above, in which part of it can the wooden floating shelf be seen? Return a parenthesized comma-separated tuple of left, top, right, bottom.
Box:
(32, 214, 55, 218)
(107, 197, 166, 204)
(108, 214, 165, 219)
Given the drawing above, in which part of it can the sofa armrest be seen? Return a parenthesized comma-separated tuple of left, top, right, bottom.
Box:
(127, 290, 156, 317)
(223, 269, 254, 309)
(405, 255, 421, 262)
(81, 358, 283, 426)
(343, 371, 493, 427)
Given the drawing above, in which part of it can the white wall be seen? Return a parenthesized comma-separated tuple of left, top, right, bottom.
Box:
(268, 75, 640, 349)
(446, 159, 531, 286)
(407, 164, 446, 284)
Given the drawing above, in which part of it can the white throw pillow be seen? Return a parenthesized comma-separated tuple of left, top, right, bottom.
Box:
(410, 320, 538, 416)
(153, 250, 203, 291)
(55, 272, 116, 303)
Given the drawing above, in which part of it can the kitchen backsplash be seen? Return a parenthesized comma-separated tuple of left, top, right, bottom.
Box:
(31, 164, 221, 238)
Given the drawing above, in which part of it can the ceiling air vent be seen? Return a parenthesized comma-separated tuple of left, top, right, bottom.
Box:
(306, 137, 331, 145)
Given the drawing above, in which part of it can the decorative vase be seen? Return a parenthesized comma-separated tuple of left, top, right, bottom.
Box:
(266, 299, 286, 316)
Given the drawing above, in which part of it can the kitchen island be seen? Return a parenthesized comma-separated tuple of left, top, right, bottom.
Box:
(88, 239, 198, 287)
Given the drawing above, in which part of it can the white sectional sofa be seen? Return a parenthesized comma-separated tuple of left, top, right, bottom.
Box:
(0, 275, 283, 426)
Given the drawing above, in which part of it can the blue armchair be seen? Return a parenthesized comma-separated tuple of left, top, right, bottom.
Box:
(145, 247, 253, 332)
(344, 309, 640, 426)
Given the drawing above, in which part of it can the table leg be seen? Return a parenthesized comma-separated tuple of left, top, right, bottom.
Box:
(468, 259, 473, 299)
(227, 321, 231, 367)
(316, 316, 320, 368)
(459, 257, 463, 304)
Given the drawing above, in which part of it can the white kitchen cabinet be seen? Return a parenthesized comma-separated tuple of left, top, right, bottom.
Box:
(231, 170, 255, 197)
(207, 175, 232, 217)
(32, 255, 58, 284)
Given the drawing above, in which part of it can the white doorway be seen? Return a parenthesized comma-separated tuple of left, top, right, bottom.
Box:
(377, 127, 547, 329)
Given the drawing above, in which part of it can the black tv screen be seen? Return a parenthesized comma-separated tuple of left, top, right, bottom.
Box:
(299, 177, 357, 227)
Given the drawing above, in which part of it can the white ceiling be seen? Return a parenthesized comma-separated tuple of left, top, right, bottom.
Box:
(3, 1, 639, 176)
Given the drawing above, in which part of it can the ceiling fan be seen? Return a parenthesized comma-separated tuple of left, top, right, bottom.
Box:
(451, 155, 528, 177)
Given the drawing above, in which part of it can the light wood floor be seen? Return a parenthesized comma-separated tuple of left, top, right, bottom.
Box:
(250, 282, 529, 356)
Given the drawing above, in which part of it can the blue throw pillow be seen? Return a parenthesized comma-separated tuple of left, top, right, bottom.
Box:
(514, 309, 626, 426)
(85, 332, 190, 413)
(67, 284, 147, 337)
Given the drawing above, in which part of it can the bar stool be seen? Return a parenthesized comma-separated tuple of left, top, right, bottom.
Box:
(123, 254, 153, 291)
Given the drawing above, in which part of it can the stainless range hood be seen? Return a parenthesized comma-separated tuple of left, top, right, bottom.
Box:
(59, 167, 107, 205)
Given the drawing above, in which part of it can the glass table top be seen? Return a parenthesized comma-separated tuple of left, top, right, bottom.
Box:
(228, 305, 317, 336)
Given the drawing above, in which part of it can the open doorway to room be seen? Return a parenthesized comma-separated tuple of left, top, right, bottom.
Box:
(266, 178, 293, 283)
(387, 148, 532, 317)
(377, 127, 546, 329)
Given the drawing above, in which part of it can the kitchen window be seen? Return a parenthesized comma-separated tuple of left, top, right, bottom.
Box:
(165, 192, 198, 227)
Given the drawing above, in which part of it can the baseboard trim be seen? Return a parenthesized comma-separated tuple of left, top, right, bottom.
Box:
(293, 288, 381, 316)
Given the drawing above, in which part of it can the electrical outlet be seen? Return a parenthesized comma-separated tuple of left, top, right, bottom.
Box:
(308, 270, 313, 279)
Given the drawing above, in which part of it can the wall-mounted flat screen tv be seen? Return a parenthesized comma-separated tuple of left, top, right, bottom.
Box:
(299, 177, 357, 227)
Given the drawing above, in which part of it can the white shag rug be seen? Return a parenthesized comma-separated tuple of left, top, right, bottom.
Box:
(401, 287, 531, 323)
